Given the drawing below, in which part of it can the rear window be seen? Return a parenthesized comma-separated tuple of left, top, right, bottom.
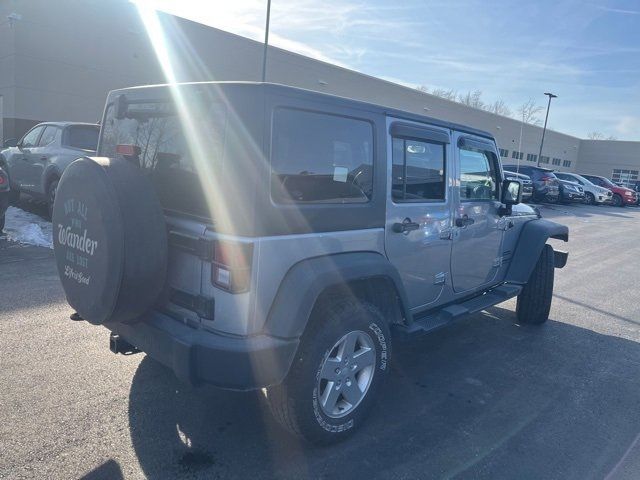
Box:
(271, 108, 373, 204)
(65, 126, 99, 150)
(99, 98, 227, 220)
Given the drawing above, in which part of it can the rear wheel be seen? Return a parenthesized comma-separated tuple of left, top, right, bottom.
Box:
(46, 178, 59, 220)
(267, 298, 391, 444)
(0, 214, 4, 233)
(516, 244, 554, 325)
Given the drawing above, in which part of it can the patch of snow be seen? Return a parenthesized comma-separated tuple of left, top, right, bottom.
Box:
(3, 206, 53, 248)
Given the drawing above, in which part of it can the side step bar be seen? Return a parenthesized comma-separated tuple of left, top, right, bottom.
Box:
(394, 284, 522, 337)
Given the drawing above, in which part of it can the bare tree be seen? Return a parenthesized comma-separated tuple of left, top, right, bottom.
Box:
(415, 85, 429, 93)
(458, 90, 485, 109)
(430, 88, 458, 102)
(587, 131, 618, 140)
(488, 98, 512, 117)
(517, 98, 544, 126)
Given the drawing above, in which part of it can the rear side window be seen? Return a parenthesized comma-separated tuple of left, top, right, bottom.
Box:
(392, 138, 446, 202)
(271, 109, 373, 204)
(21, 127, 43, 148)
(65, 126, 99, 151)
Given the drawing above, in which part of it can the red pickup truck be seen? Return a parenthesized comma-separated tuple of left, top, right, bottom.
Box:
(580, 174, 637, 207)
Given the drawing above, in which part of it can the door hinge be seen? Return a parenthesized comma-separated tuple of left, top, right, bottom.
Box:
(434, 271, 447, 285)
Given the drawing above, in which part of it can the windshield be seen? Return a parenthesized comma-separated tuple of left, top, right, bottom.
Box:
(99, 97, 227, 220)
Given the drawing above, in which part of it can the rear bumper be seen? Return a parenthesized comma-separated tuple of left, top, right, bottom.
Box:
(111, 311, 299, 391)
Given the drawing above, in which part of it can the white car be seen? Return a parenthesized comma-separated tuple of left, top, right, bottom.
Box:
(554, 172, 612, 205)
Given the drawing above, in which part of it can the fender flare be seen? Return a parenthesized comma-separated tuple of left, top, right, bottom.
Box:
(505, 218, 568, 284)
(264, 252, 412, 339)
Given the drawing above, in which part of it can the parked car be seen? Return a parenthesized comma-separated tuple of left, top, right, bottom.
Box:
(0, 167, 9, 233)
(628, 181, 640, 205)
(0, 122, 99, 217)
(558, 179, 585, 203)
(502, 165, 561, 203)
(52, 82, 569, 444)
(580, 174, 637, 207)
(503, 170, 533, 202)
(553, 171, 612, 205)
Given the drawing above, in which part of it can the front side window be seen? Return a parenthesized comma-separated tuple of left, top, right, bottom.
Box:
(391, 137, 446, 202)
(21, 127, 43, 148)
(271, 109, 373, 204)
(459, 148, 498, 201)
(38, 126, 59, 147)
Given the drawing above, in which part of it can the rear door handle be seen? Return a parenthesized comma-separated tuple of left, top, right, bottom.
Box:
(455, 215, 475, 227)
(392, 218, 421, 234)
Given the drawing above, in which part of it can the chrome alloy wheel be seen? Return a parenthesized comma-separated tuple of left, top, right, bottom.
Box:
(317, 330, 376, 418)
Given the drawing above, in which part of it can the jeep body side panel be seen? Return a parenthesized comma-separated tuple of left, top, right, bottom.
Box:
(264, 251, 411, 339)
(383, 116, 453, 311)
(505, 218, 569, 284)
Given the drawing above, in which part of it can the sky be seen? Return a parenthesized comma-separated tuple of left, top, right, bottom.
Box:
(137, 0, 640, 140)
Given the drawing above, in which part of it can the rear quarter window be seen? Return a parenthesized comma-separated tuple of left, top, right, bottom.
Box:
(270, 108, 374, 204)
(65, 126, 99, 151)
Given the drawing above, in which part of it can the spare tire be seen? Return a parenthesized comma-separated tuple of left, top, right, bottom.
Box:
(52, 157, 167, 325)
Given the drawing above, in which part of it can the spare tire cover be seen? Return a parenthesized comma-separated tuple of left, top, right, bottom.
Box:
(52, 157, 168, 325)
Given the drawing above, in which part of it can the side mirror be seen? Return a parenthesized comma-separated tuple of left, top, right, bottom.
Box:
(3, 138, 18, 148)
(500, 179, 522, 215)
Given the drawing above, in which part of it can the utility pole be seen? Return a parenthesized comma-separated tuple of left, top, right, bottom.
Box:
(537, 92, 557, 167)
(261, 0, 272, 82)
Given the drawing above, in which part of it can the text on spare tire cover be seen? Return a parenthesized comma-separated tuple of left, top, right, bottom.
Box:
(57, 198, 98, 285)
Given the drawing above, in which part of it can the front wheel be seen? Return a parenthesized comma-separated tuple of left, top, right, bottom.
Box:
(585, 192, 595, 205)
(516, 244, 555, 325)
(612, 194, 623, 207)
(267, 298, 391, 444)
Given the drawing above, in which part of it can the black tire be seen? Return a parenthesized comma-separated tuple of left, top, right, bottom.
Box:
(0, 214, 4, 233)
(52, 157, 168, 325)
(612, 194, 623, 207)
(516, 244, 554, 325)
(585, 192, 595, 205)
(267, 298, 391, 445)
(46, 178, 59, 220)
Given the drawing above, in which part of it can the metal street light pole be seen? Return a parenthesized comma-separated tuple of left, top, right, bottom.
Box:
(537, 92, 557, 167)
(261, 0, 272, 83)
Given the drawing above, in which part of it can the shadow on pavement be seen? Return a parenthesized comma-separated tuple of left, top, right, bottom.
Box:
(127, 306, 640, 479)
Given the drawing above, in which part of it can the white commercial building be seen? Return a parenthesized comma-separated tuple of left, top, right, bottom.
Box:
(1, 0, 638, 183)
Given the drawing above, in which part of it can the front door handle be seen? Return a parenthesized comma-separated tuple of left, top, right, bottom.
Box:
(392, 217, 421, 234)
(455, 215, 475, 227)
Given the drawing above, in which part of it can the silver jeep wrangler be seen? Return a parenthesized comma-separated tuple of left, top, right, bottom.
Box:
(52, 82, 568, 444)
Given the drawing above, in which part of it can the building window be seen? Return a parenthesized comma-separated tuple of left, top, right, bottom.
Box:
(552, 158, 561, 166)
(499, 148, 509, 157)
(612, 169, 639, 187)
(562, 160, 571, 168)
(526, 153, 538, 162)
(511, 150, 523, 160)
(540, 156, 550, 164)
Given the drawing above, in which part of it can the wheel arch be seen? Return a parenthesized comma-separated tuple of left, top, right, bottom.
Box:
(42, 163, 62, 194)
(264, 252, 412, 339)
(505, 218, 568, 285)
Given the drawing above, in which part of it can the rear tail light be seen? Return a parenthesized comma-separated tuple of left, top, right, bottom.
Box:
(116, 144, 141, 157)
(212, 241, 254, 294)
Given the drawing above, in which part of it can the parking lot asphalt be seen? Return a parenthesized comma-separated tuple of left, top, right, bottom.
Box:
(2, 203, 640, 480)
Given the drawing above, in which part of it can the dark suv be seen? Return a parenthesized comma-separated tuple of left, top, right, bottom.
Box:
(502, 165, 560, 203)
(0, 122, 99, 217)
(52, 82, 568, 444)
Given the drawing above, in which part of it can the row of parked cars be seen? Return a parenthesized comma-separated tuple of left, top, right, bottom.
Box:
(503, 164, 638, 207)
(0, 122, 100, 231)
(0, 120, 636, 235)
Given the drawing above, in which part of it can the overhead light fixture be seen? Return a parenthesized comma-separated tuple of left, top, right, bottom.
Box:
(318, 79, 328, 86)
